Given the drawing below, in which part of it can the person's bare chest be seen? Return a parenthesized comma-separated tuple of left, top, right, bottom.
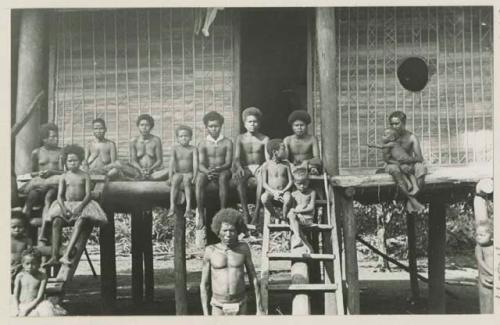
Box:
(211, 247, 245, 269)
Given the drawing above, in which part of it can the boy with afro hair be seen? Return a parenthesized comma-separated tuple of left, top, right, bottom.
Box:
(200, 208, 262, 315)
(283, 110, 322, 175)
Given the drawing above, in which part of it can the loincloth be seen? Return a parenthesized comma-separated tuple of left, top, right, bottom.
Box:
(211, 293, 247, 315)
(46, 200, 108, 226)
(245, 164, 261, 177)
(11, 297, 67, 317)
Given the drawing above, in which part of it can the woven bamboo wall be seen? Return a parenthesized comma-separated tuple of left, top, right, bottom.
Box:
(314, 7, 493, 171)
(50, 9, 238, 162)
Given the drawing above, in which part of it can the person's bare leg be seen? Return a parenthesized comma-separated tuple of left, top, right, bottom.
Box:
(42, 218, 63, 267)
(22, 189, 40, 218)
(39, 189, 57, 243)
(219, 170, 230, 208)
(252, 175, 263, 226)
(408, 174, 420, 196)
(195, 173, 208, 229)
(183, 174, 194, 218)
(60, 218, 88, 265)
(168, 174, 182, 217)
(403, 174, 413, 192)
(201, 8, 219, 37)
(150, 168, 169, 181)
(236, 176, 251, 224)
(282, 192, 292, 220)
(261, 191, 278, 221)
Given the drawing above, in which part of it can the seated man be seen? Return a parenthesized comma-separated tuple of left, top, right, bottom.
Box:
(283, 110, 322, 175)
(20, 123, 63, 228)
(127, 114, 169, 181)
(196, 111, 233, 235)
(200, 208, 262, 315)
(232, 107, 269, 226)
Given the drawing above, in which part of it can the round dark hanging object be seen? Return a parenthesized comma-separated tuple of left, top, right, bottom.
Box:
(397, 57, 429, 92)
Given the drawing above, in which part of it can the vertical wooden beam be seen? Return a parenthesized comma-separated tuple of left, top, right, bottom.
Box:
(406, 212, 420, 301)
(131, 211, 144, 304)
(291, 261, 310, 315)
(315, 8, 338, 176)
(428, 198, 447, 314)
(14, 10, 49, 174)
(174, 207, 187, 314)
(143, 210, 154, 302)
(340, 187, 359, 314)
(232, 10, 241, 136)
(99, 209, 117, 310)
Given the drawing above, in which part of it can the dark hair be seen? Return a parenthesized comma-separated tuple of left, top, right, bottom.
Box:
(92, 118, 106, 128)
(211, 208, 247, 235)
(293, 167, 309, 181)
(176, 125, 193, 137)
(62, 144, 85, 162)
(39, 123, 58, 139)
(203, 111, 224, 126)
(288, 110, 311, 125)
(266, 138, 283, 156)
(388, 111, 407, 124)
(11, 211, 26, 225)
(242, 107, 263, 121)
(21, 247, 42, 264)
(136, 114, 155, 128)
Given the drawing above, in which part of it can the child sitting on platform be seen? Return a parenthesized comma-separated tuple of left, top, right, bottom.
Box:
(84, 118, 121, 180)
(43, 145, 108, 267)
(287, 168, 316, 253)
(11, 213, 33, 286)
(200, 208, 262, 315)
(12, 248, 67, 316)
(475, 219, 493, 313)
(260, 139, 293, 221)
(167, 125, 198, 218)
(283, 110, 322, 175)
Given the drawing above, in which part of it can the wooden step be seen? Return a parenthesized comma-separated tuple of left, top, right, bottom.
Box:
(268, 283, 338, 292)
(267, 224, 333, 232)
(45, 279, 64, 295)
(267, 252, 336, 261)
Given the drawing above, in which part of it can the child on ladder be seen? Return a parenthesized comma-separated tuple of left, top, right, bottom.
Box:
(287, 168, 316, 253)
(43, 144, 108, 267)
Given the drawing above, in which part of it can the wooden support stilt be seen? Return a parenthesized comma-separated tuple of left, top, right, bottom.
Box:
(428, 198, 447, 314)
(291, 261, 310, 315)
(131, 211, 144, 304)
(174, 206, 188, 315)
(340, 187, 359, 314)
(406, 212, 420, 300)
(99, 210, 117, 308)
(14, 10, 49, 174)
(143, 210, 154, 302)
(260, 209, 271, 314)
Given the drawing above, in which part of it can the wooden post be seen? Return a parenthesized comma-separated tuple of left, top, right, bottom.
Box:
(406, 212, 420, 301)
(99, 210, 117, 309)
(143, 210, 154, 302)
(340, 187, 359, 314)
(174, 207, 188, 315)
(14, 10, 49, 174)
(131, 211, 144, 304)
(316, 7, 338, 176)
(428, 198, 447, 314)
(291, 260, 310, 315)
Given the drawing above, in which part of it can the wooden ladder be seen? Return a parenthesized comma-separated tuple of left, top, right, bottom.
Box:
(260, 174, 344, 315)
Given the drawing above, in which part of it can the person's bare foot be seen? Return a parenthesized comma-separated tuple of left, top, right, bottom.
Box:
(167, 209, 176, 218)
(184, 210, 194, 219)
(59, 256, 72, 266)
(291, 235, 303, 249)
(201, 28, 209, 37)
(38, 237, 49, 246)
(42, 257, 60, 267)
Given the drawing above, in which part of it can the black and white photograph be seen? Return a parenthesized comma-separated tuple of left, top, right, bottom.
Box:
(8, 2, 496, 317)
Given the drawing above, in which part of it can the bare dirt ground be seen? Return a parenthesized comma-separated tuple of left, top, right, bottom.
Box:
(62, 249, 480, 316)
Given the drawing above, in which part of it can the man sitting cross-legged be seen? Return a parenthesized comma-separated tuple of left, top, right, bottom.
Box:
(200, 208, 263, 315)
(196, 111, 233, 237)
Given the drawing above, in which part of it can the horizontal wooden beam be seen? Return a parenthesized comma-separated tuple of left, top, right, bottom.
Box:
(269, 283, 337, 292)
(330, 164, 492, 188)
(267, 253, 335, 261)
(267, 224, 333, 232)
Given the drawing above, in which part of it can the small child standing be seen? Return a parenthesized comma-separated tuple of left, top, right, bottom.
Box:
(168, 125, 198, 218)
(475, 220, 493, 313)
(43, 145, 108, 267)
(11, 214, 33, 285)
(12, 248, 67, 316)
(260, 139, 293, 221)
(287, 168, 316, 253)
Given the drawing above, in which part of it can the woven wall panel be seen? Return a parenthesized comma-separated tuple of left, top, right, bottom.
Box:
(51, 9, 237, 162)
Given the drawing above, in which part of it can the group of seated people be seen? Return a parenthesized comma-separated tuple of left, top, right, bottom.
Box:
(11, 106, 430, 316)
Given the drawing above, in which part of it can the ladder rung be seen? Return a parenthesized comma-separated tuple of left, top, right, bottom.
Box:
(46, 280, 64, 294)
(316, 199, 328, 205)
(267, 252, 336, 261)
(268, 283, 338, 292)
(267, 224, 333, 232)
